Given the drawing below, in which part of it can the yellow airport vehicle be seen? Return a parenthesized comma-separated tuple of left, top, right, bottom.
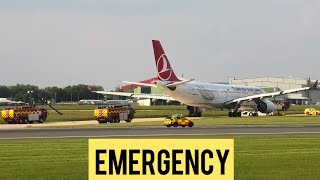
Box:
(304, 108, 320, 116)
(164, 114, 194, 127)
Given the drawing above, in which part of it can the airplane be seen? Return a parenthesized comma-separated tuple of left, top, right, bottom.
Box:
(89, 40, 318, 117)
(0, 98, 25, 105)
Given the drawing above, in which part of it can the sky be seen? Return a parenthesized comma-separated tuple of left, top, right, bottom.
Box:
(0, 0, 319, 90)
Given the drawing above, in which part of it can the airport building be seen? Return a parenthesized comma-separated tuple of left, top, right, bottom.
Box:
(229, 76, 320, 105)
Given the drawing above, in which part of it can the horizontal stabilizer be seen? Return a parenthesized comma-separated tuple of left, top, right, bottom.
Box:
(121, 81, 157, 87)
(166, 79, 194, 88)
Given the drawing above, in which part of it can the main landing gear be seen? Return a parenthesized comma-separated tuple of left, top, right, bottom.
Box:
(187, 106, 202, 117)
(228, 111, 242, 117)
(228, 102, 242, 117)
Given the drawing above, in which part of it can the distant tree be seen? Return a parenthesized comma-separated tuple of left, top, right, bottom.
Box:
(0, 84, 107, 103)
(43, 86, 63, 102)
(8, 84, 39, 102)
(0, 86, 11, 98)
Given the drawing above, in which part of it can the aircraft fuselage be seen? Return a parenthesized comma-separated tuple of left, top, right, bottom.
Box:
(156, 81, 267, 109)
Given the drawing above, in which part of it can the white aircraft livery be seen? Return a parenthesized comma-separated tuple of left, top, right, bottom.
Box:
(92, 40, 318, 117)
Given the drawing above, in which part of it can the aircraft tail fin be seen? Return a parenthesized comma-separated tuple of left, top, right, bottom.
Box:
(152, 40, 180, 82)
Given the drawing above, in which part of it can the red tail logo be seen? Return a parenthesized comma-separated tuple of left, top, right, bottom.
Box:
(157, 54, 172, 80)
(152, 40, 180, 81)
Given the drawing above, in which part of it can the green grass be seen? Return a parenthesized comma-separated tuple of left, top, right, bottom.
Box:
(1, 135, 320, 179)
(1, 104, 319, 111)
(36, 116, 320, 129)
(36, 104, 320, 112)
(40, 105, 188, 111)
(1, 105, 319, 125)
(234, 135, 320, 179)
(0, 139, 88, 180)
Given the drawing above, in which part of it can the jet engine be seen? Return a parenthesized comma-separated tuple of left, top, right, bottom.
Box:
(256, 100, 276, 113)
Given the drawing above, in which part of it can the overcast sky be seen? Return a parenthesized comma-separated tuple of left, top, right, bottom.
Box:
(0, 0, 319, 90)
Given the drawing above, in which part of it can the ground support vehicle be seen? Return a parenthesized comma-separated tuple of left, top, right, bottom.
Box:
(304, 108, 320, 116)
(94, 105, 135, 123)
(164, 114, 194, 127)
(1, 106, 48, 124)
(241, 110, 274, 117)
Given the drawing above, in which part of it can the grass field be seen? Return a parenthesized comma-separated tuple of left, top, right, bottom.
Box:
(34, 104, 320, 111)
(1, 105, 319, 125)
(0, 134, 320, 179)
(35, 116, 320, 129)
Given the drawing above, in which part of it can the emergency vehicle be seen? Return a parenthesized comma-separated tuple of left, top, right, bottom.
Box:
(304, 108, 320, 116)
(94, 105, 135, 123)
(164, 114, 194, 127)
(1, 91, 63, 124)
(1, 106, 48, 124)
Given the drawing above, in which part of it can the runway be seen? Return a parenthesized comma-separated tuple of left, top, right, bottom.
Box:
(0, 124, 320, 140)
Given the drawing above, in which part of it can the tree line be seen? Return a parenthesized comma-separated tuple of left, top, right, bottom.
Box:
(0, 84, 109, 103)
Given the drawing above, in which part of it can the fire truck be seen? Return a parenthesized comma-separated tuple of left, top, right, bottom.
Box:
(1, 106, 48, 124)
(94, 105, 135, 123)
(1, 91, 63, 124)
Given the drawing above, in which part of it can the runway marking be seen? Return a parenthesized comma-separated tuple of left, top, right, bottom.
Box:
(1, 131, 320, 140)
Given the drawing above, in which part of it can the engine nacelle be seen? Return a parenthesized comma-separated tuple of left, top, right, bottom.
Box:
(256, 100, 276, 113)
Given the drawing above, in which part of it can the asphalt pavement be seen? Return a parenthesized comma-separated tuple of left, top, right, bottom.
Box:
(0, 124, 319, 140)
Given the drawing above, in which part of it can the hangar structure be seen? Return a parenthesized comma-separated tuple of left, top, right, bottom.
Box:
(229, 76, 320, 105)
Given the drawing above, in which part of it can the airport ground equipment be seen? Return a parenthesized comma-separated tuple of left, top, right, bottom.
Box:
(273, 101, 290, 111)
(1, 106, 48, 124)
(164, 114, 194, 127)
(27, 91, 63, 115)
(93, 105, 135, 123)
(304, 108, 319, 116)
(240, 110, 274, 117)
(1, 91, 63, 124)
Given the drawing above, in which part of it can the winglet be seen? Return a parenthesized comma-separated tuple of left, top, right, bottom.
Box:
(312, 80, 318, 89)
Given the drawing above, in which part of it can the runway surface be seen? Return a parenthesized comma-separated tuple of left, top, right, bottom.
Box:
(0, 124, 320, 140)
(0, 118, 167, 129)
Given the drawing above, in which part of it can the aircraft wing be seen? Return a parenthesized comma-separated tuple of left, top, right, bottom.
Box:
(225, 80, 318, 105)
(93, 90, 175, 101)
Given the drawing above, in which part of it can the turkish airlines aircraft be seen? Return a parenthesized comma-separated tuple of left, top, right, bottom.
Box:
(92, 40, 318, 117)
